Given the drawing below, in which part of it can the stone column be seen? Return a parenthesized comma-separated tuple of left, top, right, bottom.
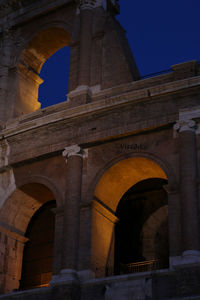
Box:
(174, 119, 200, 260)
(78, 0, 94, 87)
(60, 145, 83, 282)
(67, 1, 95, 104)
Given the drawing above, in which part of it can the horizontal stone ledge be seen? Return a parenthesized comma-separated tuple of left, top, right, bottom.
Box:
(0, 0, 73, 28)
(7, 118, 174, 166)
(2, 76, 200, 138)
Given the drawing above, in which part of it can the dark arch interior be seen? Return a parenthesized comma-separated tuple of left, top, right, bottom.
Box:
(114, 178, 168, 275)
(20, 200, 56, 290)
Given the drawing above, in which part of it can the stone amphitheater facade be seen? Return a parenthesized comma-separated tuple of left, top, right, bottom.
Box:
(0, 0, 200, 299)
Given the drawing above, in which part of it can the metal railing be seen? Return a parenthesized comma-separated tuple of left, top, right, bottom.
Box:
(120, 259, 166, 274)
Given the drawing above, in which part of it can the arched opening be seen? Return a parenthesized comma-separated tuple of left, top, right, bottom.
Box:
(16, 28, 70, 116)
(20, 200, 56, 290)
(114, 178, 168, 275)
(92, 156, 169, 278)
(39, 46, 70, 108)
(0, 182, 57, 294)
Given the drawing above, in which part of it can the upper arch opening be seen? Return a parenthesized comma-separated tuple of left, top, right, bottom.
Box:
(20, 28, 70, 75)
(15, 27, 70, 116)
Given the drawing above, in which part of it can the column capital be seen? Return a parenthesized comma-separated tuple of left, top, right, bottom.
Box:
(79, 0, 96, 10)
(63, 145, 83, 161)
(77, 0, 119, 12)
(173, 119, 196, 133)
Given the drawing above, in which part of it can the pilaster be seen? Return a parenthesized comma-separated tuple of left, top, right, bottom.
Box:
(0, 30, 14, 123)
(164, 185, 182, 259)
(78, 0, 94, 92)
(52, 206, 64, 275)
(172, 118, 200, 266)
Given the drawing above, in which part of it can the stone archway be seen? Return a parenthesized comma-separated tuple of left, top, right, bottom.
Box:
(0, 182, 57, 293)
(1, 0, 140, 123)
(92, 156, 168, 278)
(15, 27, 70, 117)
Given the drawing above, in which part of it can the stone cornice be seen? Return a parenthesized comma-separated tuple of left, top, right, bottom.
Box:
(178, 106, 200, 122)
(0, 0, 119, 27)
(0, 0, 74, 30)
(2, 75, 200, 139)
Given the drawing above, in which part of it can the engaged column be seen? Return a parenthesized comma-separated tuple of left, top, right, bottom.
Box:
(61, 145, 83, 282)
(174, 119, 200, 260)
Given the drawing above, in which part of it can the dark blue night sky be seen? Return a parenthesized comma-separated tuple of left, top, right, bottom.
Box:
(39, 0, 200, 108)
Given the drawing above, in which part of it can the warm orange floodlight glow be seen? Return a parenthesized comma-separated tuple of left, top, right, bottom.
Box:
(94, 157, 167, 212)
(92, 157, 167, 277)
(17, 27, 70, 115)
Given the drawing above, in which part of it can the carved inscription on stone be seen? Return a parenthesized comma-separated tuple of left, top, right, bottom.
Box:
(120, 143, 146, 151)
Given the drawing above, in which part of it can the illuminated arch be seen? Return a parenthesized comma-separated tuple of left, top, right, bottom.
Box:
(94, 156, 167, 212)
(19, 27, 70, 74)
(0, 180, 59, 293)
(0, 182, 57, 235)
(16, 174, 63, 207)
(92, 155, 168, 278)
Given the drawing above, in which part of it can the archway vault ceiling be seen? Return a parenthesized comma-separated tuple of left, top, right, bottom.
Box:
(0, 183, 55, 234)
(20, 28, 70, 74)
